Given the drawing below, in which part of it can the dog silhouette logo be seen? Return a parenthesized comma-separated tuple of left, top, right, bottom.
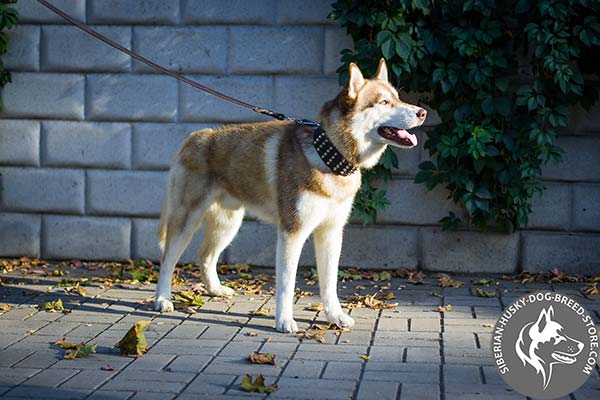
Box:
(515, 306, 584, 390)
(492, 292, 598, 399)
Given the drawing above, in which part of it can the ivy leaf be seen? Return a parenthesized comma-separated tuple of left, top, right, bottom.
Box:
(114, 320, 151, 357)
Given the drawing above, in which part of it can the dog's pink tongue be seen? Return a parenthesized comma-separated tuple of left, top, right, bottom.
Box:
(394, 128, 418, 146)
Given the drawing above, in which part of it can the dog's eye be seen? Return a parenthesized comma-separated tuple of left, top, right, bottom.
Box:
(380, 99, 390, 105)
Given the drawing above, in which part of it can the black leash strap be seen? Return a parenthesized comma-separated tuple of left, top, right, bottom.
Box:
(35, 0, 290, 121)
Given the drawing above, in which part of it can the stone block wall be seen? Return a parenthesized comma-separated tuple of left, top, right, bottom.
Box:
(1, 0, 599, 273)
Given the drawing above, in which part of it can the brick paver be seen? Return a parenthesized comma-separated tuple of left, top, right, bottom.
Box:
(0, 267, 599, 400)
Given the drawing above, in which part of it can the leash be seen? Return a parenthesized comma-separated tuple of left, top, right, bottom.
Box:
(36, 0, 295, 122)
(35, 0, 357, 176)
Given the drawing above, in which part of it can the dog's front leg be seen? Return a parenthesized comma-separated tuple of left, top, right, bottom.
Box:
(275, 229, 306, 333)
(314, 222, 354, 328)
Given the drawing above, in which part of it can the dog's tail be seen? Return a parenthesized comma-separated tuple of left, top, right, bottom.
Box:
(157, 196, 168, 254)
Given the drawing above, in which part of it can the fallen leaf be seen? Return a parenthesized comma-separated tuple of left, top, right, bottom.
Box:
(38, 299, 66, 313)
(361, 354, 371, 361)
(172, 290, 204, 307)
(245, 332, 258, 337)
(114, 320, 151, 356)
(582, 283, 599, 296)
(381, 292, 396, 300)
(482, 323, 494, 328)
(475, 288, 497, 298)
(100, 364, 114, 371)
(248, 351, 277, 365)
(54, 339, 97, 359)
(305, 303, 323, 312)
(252, 307, 271, 316)
(240, 374, 278, 393)
(471, 278, 493, 286)
(0, 303, 12, 312)
(438, 274, 464, 288)
(63, 284, 87, 296)
(437, 304, 453, 312)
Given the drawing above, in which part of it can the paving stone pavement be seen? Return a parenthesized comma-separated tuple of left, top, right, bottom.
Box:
(0, 267, 599, 400)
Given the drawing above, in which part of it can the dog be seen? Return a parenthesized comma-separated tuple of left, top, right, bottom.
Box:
(154, 59, 427, 332)
(515, 305, 584, 389)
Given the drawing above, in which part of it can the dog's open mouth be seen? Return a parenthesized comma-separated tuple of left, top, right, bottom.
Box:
(552, 351, 577, 364)
(377, 126, 417, 147)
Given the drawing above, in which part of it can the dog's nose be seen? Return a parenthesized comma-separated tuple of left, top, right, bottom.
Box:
(417, 108, 427, 121)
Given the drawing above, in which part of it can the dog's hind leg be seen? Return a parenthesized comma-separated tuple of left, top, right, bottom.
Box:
(198, 203, 245, 297)
(155, 170, 214, 312)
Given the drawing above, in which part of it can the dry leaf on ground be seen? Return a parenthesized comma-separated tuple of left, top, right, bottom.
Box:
(114, 320, 151, 356)
(54, 338, 97, 359)
(475, 288, 497, 298)
(172, 290, 204, 308)
(38, 298, 69, 313)
(438, 274, 464, 288)
(252, 307, 271, 316)
(1, 303, 12, 312)
(305, 303, 323, 312)
(248, 351, 277, 365)
(240, 374, 278, 393)
(471, 278, 494, 286)
(437, 304, 454, 312)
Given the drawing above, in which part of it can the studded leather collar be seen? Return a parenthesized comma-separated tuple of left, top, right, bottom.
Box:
(313, 126, 357, 176)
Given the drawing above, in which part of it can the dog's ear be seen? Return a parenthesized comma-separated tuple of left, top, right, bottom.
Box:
(534, 307, 553, 333)
(347, 63, 365, 99)
(375, 58, 389, 82)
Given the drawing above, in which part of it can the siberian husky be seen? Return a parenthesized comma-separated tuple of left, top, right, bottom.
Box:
(154, 59, 427, 332)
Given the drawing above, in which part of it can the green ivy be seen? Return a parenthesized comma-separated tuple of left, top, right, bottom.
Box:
(330, 0, 600, 232)
(0, 0, 18, 111)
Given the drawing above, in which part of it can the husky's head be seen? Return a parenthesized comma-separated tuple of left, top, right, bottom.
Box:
(320, 59, 427, 169)
(515, 306, 584, 390)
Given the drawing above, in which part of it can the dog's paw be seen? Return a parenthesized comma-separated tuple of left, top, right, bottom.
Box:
(155, 297, 174, 312)
(276, 318, 298, 333)
(207, 285, 235, 297)
(327, 312, 355, 328)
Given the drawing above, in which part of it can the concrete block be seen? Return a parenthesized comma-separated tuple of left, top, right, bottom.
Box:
(324, 27, 352, 75)
(378, 178, 465, 225)
(570, 102, 600, 134)
(132, 123, 215, 170)
(542, 136, 600, 181)
(88, 0, 179, 25)
(42, 121, 131, 168)
(0, 167, 84, 213)
(229, 26, 323, 74)
(390, 143, 421, 176)
(522, 232, 600, 274)
(0, 73, 84, 119)
(229, 221, 418, 269)
(527, 182, 571, 230)
(133, 27, 227, 74)
(277, 0, 335, 24)
(573, 184, 600, 231)
(181, 0, 275, 24)
(87, 74, 177, 121)
(274, 76, 340, 121)
(0, 213, 41, 257)
(0, 120, 40, 166)
(41, 26, 131, 72)
(180, 76, 273, 122)
(42, 215, 131, 260)
(14, 0, 85, 24)
(421, 229, 519, 273)
(341, 225, 418, 269)
(131, 218, 206, 263)
(86, 170, 167, 216)
(227, 221, 279, 266)
(4, 25, 39, 71)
